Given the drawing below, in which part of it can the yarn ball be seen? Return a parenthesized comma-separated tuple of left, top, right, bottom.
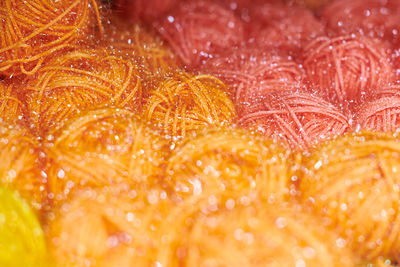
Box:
(214, 0, 254, 12)
(113, 0, 179, 23)
(165, 128, 293, 203)
(285, 0, 329, 10)
(143, 72, 236, 140)
(199, 47, 305, 115)
(45, 108, 168, 203)
(157, 198, 355, 266)
(356, 94, 400, 133)
(0, 81, 24, 125)
(247, 5, 325, 56)
(240, 91, 350, 151)
(302, 35, 393, 109)
(156, 0, 245, 67)
(0, 0, 103, 77)
(101, 17, 180, 95)
(47, 185, 170, 267)
(0, 186, 47, 267)
(299, 132, 400, 262)
(245, 2, 294, 26)
(24, 47, 142, 138)
(321, 0, 400, 45)
(0, 123, 47, 212)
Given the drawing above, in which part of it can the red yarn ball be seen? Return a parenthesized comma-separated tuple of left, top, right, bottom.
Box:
(113, 0, 179, 23)
(239, 90, 350, 150)
(302, 35, 393, 110)
(321, 0, 400, 45)
(199, 47, 306, 115)
(156, 0, 245, 67)
(356, 95, 400, 133)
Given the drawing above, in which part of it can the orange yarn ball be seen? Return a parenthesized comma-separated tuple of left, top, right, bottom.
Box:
(102, 18, 180, 95)
(24, 47, 142, 138)
(45, 108, 168, 203)
(47, 185, 170, 266)
(0, 81, 24, 125)
(240, 91, 350, 151)
(157, 199, 355, 266)
(0, 0, 103, 77)
(143, 72, 236, 140)
(299, 132, 400, 262)
(165, 128, 293, 203)
(303, 35, 393, 109)
(0, 122, 47, 212)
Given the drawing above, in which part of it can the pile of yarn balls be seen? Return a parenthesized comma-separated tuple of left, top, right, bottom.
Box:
(1, 0, 400, 266)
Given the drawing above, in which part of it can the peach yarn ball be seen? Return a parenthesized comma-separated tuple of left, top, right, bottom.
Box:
(157, 199, 355, 267)
(165, 128, 293, 203)
(47, 185, 171, 267)
(45, 108, 167, 203)
(299, 132, 400, 262)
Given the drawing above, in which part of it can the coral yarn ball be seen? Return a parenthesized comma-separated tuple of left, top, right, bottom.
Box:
(200, 47, 305, 114)
(303, 35, 393, 109)
(46, 108, 168, 203)
(24, 47, 142, 138)
(240, 91, 350, 151)
(47, 186, 170, 267)
(165, 128, 293, 203)
(246, 2, 294, 26)
(143, 72, 236, 139)
(0, 187, 47, 266)
(321, 0, 400, 45)
(356, 95, 400, 133)
(0, 123, 47, 212)
(156, 0, 245, 67)
(157, 200, 355, 266)
(247, 6, 325, 55)
(113, 0, 179, 23)
(299, 132, 400, 262)
(0, 0, 102, 76)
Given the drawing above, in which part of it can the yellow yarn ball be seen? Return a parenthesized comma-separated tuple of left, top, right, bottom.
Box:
(0, 187, 47, 266)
